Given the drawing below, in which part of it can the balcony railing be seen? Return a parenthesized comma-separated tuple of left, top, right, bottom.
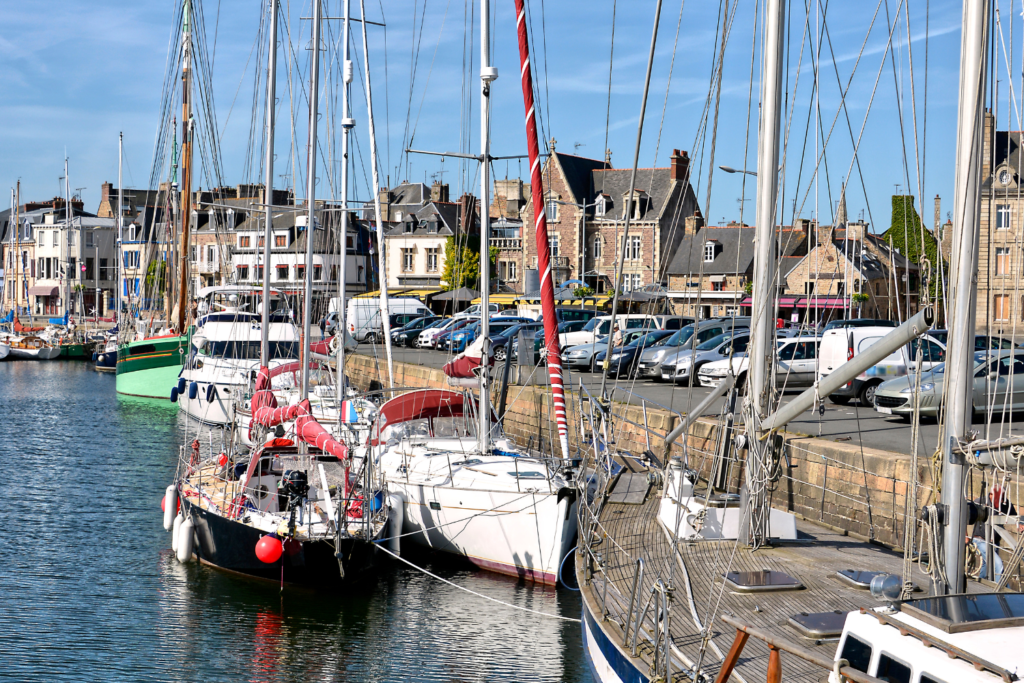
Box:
(190, 260, 220, 274)
(492, 238, 523, 251)
(552, 256, 570, 269)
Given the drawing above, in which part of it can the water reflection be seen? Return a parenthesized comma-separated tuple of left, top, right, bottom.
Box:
(0, 361, 590, 682)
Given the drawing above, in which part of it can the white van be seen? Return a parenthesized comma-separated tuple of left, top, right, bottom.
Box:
(819, 326, 946, 405)
(346, 297, 433, 342)
(560, 314, 657, 348)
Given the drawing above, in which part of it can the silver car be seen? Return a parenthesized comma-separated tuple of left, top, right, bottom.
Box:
(564, 337, 610, 371)
(661, 331, 750, 385)
(637, 320, 747, 380)
(874, 350, 1024, 420)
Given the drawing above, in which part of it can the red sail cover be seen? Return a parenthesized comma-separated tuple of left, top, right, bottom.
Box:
(442, 336, 493, 379)
(513, 0, 570, 460)
(294, 408, 348, 461)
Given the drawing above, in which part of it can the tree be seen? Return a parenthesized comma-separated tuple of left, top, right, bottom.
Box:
(573, 285, 594, 298)
(881, 195, 943, 298)
(441, 236, 499, 290)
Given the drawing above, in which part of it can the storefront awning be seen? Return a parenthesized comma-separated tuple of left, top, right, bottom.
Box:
(739, 296, 802, 307)
(28, 285, 59, 297)
(353, 287, 441, 301)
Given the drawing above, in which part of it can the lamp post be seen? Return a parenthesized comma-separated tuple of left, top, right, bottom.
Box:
(719, 165, 758, 177)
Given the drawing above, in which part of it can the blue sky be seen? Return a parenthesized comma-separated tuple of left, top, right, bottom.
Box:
(0, 0, 1001, 233)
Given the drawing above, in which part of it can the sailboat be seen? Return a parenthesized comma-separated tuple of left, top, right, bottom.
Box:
(573, 1, 1024, 682)
(372, 0, 579, 585)
(166, 0, 385, 584)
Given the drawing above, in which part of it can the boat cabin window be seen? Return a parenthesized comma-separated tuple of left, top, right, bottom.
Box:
(380, 416, 476, 445)
(919, 676, 945, 683)
(838, 634, 872, 672)
(874, 653, 912, 683)
(198, 340, 299, 360)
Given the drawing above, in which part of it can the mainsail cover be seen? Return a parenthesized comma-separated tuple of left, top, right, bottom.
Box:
(442, 335, 493, 378)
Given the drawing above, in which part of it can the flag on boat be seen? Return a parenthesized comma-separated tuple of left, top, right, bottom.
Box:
(340, 400, 359, 423)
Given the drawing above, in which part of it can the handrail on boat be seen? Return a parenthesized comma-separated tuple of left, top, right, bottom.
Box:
(623, 558, 644, 650)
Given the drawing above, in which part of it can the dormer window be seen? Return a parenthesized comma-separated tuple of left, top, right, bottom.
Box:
(427, 218, 438, 234)
(595, 195, 607, 217)
(704, 241, 716, 262)
(404, 220, 414, 234)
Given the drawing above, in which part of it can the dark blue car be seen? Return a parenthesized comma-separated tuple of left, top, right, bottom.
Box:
(594, 330, 674, 378)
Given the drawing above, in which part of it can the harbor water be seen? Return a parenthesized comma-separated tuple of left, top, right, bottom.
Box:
(0, 361, 591, 682)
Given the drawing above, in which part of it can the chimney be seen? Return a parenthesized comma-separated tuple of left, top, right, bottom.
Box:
(684, 207, 704, 235)
(933, 194, 941, 236)
(458, 194, 478, 234)
(101, 182, 113, 202)
(430, 181, 449, 203)
(670, 149, 690, 182)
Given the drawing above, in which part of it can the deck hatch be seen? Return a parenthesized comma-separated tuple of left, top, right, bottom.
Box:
(900, 593, 1024, 633)
(788, 610, 847, 638)
(723, 569, 803, 592)
(835, 569, 884, 589)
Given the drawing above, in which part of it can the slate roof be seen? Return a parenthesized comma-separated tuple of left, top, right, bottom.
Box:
(0, 205, 97, 243)
(993, 131, 1023, 176)
(552, 152, 610, 204)
(666, 226, 807, 276)
(384, 201, 461, 237)
(589, 168, 677, 221)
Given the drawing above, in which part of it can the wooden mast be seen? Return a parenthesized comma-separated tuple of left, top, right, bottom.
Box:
(175, 1, 193, 333)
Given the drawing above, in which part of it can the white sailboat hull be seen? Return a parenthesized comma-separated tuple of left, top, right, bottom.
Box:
(388, 478, 577, 584)
(0, 344, 8, 360)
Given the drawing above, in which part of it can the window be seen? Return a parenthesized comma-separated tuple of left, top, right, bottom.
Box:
(313, 264, 323, 281)
(68, 231, 75, 246)
(85, 231, 94, 247)
(52, 231, 58, 246)
(190, 246, 197, 262)
(330, 265, 338, 281)
(874, 653, 912, 683)
(919, 676, 946, 683)
(546, 199, 559, 222)
(623, 274, 642, 292)
(86, 257, 94, 280)
(548, 234, 560, 257)
(996, 247, 1011, 275)
(593, 236, 603, 259)
(623, 235, 641, 260)
(238, 235, 251, 248)
(426, 247, 439, 272)
(128, 224, 137, 241)
(258, 235, 265, 248)
(294, 265, 305, 281)
(704, 242, 715, 262)
(236, 265, 249, 280)
(68, 257, 76, 277)
(100, 258, 110, 280)
(838, 635, 872, 673)
(805, 281, 815, 296)
(712, 280, 724, 292)
(500, 260, 518, 281)
(402, 248, 414, 272)
(206, 245, 216, 263)
(995, 294, 1011, 321)
(997, 203, 1012, 229)
(255, 265, 264, 281)
(276, 265, 289, 280)
(427, 219, 438, 234)
(595, 195, 606, 217)
(275, 234, 286, 247)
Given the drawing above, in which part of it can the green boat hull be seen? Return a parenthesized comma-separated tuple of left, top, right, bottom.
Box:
(59, 343, 88, 359)
(115, 334, 189, 399)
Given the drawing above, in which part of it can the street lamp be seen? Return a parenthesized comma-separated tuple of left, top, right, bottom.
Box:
(719, 165, 757, 176)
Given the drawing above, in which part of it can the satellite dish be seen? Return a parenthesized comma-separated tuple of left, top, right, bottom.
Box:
(869, 573, 902, 601)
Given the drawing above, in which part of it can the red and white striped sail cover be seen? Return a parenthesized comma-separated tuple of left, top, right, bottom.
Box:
(513, 0, 570, 460)
(442, 335, 493, 379)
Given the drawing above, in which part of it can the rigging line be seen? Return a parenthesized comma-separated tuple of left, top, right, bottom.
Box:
(996, 8, 1022, 127)
(408, 0, 456, 161)
(601, 0, 618, 193)
(648, 0, 688, 177)
(400, 0, 427, 176)
(700, 0, 734, 229)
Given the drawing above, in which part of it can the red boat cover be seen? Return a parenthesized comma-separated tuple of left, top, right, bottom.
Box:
(442, 336, 493, 378)
(14, 317, 44, 333)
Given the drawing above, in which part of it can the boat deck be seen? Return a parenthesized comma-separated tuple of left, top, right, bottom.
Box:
(577, 478, 966, 682)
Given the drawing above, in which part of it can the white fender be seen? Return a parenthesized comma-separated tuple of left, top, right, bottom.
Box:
(176, 518, 194, 563)
(163, 485, 177, 530)
(171, 513, 184, 553)
(387, 492, 405, 555)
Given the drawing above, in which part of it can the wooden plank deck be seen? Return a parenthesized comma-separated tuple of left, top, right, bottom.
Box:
(581, 484, 944, 682)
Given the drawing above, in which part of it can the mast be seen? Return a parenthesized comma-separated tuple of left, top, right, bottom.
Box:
(300, 0, 323, 402)
(65, 157, 72, 321)
(176, 0, 194, 334)
(118, 133, 123, 328)
(745, 0, 785, 548)
(512, 0, 569, 459)
(939, 0, 988, 595)
(15, 182, 21, 318)
(358, 0, 394, 387)
(476, 0, 495, 453)
(337, 0, 354, 400)
(260, 0, 279, 369)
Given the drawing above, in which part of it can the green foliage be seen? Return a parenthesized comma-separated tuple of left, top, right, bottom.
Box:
(882, 195, 943, 297)
(743, 280, 753, 294)
(145, 259, 167, 296)
(852, 292, 870, 304)
(573, 286, 595, 298)
(441, 236, 480, 290)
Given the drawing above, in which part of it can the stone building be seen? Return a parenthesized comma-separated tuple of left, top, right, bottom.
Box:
(520, 144, 701, 294)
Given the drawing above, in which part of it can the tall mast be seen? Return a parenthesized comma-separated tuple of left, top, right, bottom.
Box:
(176, 0, 194, 334)
(745, 0, 785, 548)
(300, 0, 323, 402)
(65, 157, 72, 320)
(477, 0, 494, 453)
(513, 0, 570, 459)
(358, 0, 393, 387)
(939, 0, 989, 594)
(260, 0, 279, 369)
(118, 133, 124, 328)
(15, 182, 21, 317)
(337, 0, 354, 399)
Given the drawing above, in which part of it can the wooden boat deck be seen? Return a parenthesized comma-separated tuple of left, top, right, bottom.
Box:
(578, 481, 957, 683)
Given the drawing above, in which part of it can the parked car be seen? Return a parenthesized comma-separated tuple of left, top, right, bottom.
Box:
(347, 297, 433, 342)
(433, 319, 477, 350)
(594, 330, 674, 378)
(925, 330, 1019, 350)
(661, 330, 750, 385)
(532, 320, 588, 363)
(874, 350, 1024, 420)
(565, 330, 651, 372)
(495, 321, 545, 361)
(560, 314, 657, 348)
(639, 319, 750, 381)
(416, 317, 468, 348)
(698, 336, 821, 390)
(453, 302, 501, 319)
(822, 318, 897, 332)
(392, 316, 440, 346)
(446, 317, 531, 353)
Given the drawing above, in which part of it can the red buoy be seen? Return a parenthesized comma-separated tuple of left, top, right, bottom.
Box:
(161, 496, 166, 512)
(283, 538, 302, 556)
(255, 535, 283, 563)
